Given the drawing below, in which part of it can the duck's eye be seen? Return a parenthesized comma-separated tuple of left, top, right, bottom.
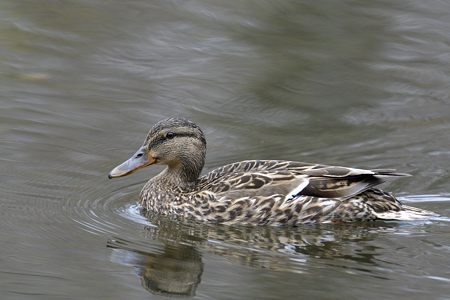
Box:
(165, 132, 176, 139)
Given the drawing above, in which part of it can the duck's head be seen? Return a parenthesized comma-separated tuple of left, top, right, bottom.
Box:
(109, 117, 206, 182)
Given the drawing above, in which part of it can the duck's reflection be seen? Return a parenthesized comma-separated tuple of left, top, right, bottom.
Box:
(108, 239, 202, 296)
(108, 210, 405, 296)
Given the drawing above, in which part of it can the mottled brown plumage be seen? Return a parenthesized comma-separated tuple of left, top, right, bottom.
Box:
(109, 117, 437, 225)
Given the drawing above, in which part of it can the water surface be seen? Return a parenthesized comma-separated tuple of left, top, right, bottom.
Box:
(1, 1, 450, 299)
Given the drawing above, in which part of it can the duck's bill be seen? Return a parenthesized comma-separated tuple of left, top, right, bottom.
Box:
(108, 147, 156, 179)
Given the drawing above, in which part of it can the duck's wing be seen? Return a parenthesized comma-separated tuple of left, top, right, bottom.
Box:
(293, 164, 409, 199)
(198, 160, 409, 200)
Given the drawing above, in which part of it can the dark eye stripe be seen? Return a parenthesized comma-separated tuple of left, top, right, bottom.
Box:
(166, 132, 176, 139)
(149, 132, 197, 148)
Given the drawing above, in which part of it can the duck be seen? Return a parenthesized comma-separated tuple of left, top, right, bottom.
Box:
(109, 117, 437, 225)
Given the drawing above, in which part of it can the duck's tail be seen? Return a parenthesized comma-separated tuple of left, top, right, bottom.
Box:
(374, 205, 440, 221)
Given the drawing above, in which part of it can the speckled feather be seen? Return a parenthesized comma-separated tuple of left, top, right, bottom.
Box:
(140, 159, 430, 225)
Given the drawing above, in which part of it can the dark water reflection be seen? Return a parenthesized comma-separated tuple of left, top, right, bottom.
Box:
(1, 0, 450, 299)
(108, 210, 449, 297)
(109, 239, 203, 297)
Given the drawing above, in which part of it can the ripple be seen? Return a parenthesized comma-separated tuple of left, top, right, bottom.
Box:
(119, 203, 154, 227)
(64, 182, 146, 237)
(400, 194, 450, 203)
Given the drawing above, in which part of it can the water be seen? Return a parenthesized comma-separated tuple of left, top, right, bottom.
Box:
(1, 0, 450, 299)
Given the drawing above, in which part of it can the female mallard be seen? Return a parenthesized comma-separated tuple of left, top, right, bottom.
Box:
(109, 117, 436, 225)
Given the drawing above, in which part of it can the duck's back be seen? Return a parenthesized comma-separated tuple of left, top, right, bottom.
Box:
(197, 160, 404, 199)
(190, 160, 435, 224)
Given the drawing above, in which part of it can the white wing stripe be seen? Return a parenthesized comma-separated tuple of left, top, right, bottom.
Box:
(284, 179, 309, 202)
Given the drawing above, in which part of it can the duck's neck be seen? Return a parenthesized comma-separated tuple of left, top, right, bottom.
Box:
(166, 155, 204, 186)
(140, 156, 205, 211)
(160, 165, 200, 189)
